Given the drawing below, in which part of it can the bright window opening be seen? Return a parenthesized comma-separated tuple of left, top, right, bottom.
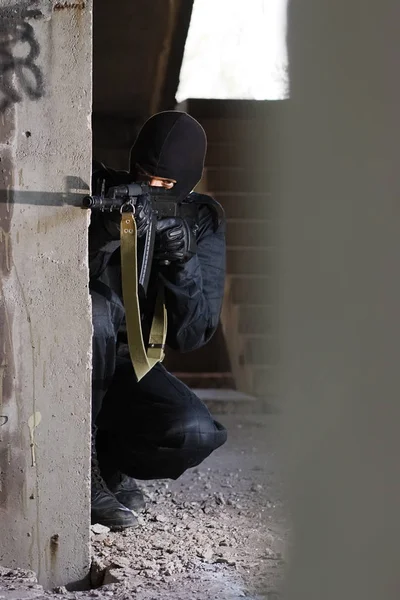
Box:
(176, 0, 289, 103)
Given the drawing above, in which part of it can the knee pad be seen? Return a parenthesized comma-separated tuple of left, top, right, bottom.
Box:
(163, 413, 227, 461)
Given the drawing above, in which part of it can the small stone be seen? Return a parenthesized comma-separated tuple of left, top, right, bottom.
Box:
(198, 547, 213, 561)
(215, 557, 237, 567)
(96, 534, 109, 543)
(251, 483, 263, 492)
(53, 586, 69, 595)
(103, 538, 114, 547)
(152, 542, 167, 551)
(155, 513, 168, 523)
(214, 492, 226, 505)
(202, 506, 213, 515)
(111, 556, 130, 568)
(250, 483, 263, 492)
(163, 562, 175, 576)
(91, 523, 111, 535)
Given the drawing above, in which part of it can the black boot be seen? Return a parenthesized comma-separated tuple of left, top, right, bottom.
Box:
(106, 472, 146, 513)
(91, 430, 138, 530)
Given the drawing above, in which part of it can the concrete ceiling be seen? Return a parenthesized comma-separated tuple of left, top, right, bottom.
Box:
(93, 0, 194, 120)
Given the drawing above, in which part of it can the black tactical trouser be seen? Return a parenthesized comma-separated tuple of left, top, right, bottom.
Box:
(90, 280, 227, 481)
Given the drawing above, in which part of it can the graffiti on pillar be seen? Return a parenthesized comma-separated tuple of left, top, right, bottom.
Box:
(0, 416, 8, 443)
(0, 6, 45, 112)
(54, 2, 86, 9)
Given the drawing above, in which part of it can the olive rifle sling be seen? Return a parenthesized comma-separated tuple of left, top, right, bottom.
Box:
(120, 211, 167, 381)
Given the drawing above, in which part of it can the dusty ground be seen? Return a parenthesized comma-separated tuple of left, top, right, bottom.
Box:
(0, 413, 289, 600)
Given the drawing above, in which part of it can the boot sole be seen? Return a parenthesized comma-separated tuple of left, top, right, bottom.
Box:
(91, 513, 138, 530)
(116, 501, 146, 513)
(91, 519, 138, 531)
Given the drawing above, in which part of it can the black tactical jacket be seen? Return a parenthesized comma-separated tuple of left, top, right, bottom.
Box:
(89, 162, 226, 353)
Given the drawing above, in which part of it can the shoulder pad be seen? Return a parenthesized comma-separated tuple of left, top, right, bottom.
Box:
(187, 192, 225, 230)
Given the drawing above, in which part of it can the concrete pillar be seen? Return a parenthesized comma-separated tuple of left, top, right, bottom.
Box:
(0, 1, 92, 589)
(279, 0, 400, 599)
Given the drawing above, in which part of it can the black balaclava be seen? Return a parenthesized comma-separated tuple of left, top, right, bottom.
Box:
(129, 111, 207, 203)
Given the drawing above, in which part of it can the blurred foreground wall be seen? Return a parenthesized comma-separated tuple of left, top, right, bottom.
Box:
(279, 1, 400, 598)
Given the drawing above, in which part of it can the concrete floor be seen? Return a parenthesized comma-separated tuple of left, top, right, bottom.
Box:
(0, 413, 289, 600)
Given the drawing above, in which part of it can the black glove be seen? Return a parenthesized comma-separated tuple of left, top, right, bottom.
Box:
(155, 217, 198, 264)
(135, 193, 152, 238)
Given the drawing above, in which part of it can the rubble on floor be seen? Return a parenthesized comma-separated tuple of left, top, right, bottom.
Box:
(0, 414, 288, 600)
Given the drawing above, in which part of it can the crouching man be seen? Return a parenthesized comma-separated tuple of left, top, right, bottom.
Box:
(89, 111, 228, 529)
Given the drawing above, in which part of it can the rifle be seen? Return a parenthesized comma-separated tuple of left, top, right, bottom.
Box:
(82, 182, 198, 381)
(82, 182, 197, 298)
